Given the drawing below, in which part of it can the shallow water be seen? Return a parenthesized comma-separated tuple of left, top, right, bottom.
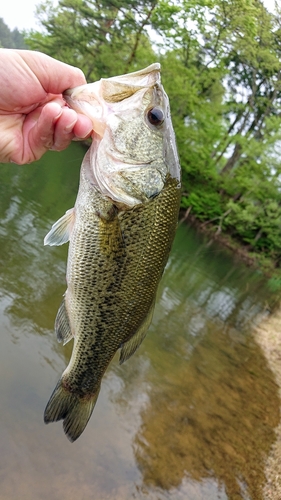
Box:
(0, 144, 279, 500)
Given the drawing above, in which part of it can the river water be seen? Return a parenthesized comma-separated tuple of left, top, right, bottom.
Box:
(0, 143, 279, 500)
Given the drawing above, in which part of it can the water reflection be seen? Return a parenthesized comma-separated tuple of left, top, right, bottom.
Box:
(112, 226, 280, 499)
(0, 145, 279, 499)
(134, 323, 278, 499)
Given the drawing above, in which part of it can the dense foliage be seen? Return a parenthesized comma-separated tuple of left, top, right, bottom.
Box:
(24, 0, 281, 271)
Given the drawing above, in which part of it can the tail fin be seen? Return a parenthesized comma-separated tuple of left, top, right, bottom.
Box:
(44, 379, 100, 442)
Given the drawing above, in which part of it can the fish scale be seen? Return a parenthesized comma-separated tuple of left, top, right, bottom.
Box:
(67, 176, 180, 393)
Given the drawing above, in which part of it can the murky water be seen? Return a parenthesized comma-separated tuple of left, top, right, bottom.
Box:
(0, 144, 279, 500)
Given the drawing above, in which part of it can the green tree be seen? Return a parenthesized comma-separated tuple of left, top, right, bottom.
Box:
(26, 0, 157, 80)
(0, 18, 27, 48)
(25, 0, 281, 267)
(152, 0, 281, 264)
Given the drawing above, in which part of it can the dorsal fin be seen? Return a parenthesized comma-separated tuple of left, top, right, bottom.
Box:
(44, 208, 75, 246)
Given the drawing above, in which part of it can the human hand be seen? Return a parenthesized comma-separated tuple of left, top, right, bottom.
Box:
(0, 49, 93, 164)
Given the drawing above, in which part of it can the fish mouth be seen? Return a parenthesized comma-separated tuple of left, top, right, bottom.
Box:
(63, 64, 162, 136)
(63, 63, 161, 101)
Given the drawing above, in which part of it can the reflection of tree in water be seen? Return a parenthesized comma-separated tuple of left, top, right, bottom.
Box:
(134, 321, 279, 499)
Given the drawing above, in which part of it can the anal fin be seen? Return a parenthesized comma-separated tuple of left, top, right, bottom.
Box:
(55, 300, 73, 345)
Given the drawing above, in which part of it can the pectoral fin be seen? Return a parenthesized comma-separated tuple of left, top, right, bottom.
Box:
(44, 208, 75, 246)
(55, 299, 73, 345)
(119, 298, 156, 364)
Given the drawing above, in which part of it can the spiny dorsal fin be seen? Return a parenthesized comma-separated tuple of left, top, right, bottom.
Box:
(55, 300, 73, 345)
(119, 297, 156, 364)
(44, 208, 75, 246)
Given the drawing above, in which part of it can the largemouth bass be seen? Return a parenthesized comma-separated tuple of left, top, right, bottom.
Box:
(44, 63, 181, 442)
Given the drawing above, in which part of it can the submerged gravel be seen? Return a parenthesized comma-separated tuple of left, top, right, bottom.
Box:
(254, 308, 281, 499)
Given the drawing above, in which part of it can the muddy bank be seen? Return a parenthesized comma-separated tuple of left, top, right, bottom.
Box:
(254, 309, 281, 499)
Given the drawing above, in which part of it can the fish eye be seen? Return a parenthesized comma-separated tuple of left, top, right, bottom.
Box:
(147, 107, 164, 126)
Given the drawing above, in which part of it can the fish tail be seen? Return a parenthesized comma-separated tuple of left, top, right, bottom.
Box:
(44, 379, 100, 442)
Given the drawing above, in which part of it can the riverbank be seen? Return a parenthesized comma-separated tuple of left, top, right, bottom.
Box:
(254, 309, 281, 499)
(181, 209, 281, 497)
(179, 210, 281, 497)
(180, 210, 281, 305)
(180, 210, 257, 267)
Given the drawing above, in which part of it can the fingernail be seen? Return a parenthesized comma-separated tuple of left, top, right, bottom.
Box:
(81, 126, 93, 139)
(54, 110, 63, 120)
(64, 119, 77, 133)
(74, 125, 93, 140)
(53, 104, 63, 121)
(72, 136, 92, 142)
